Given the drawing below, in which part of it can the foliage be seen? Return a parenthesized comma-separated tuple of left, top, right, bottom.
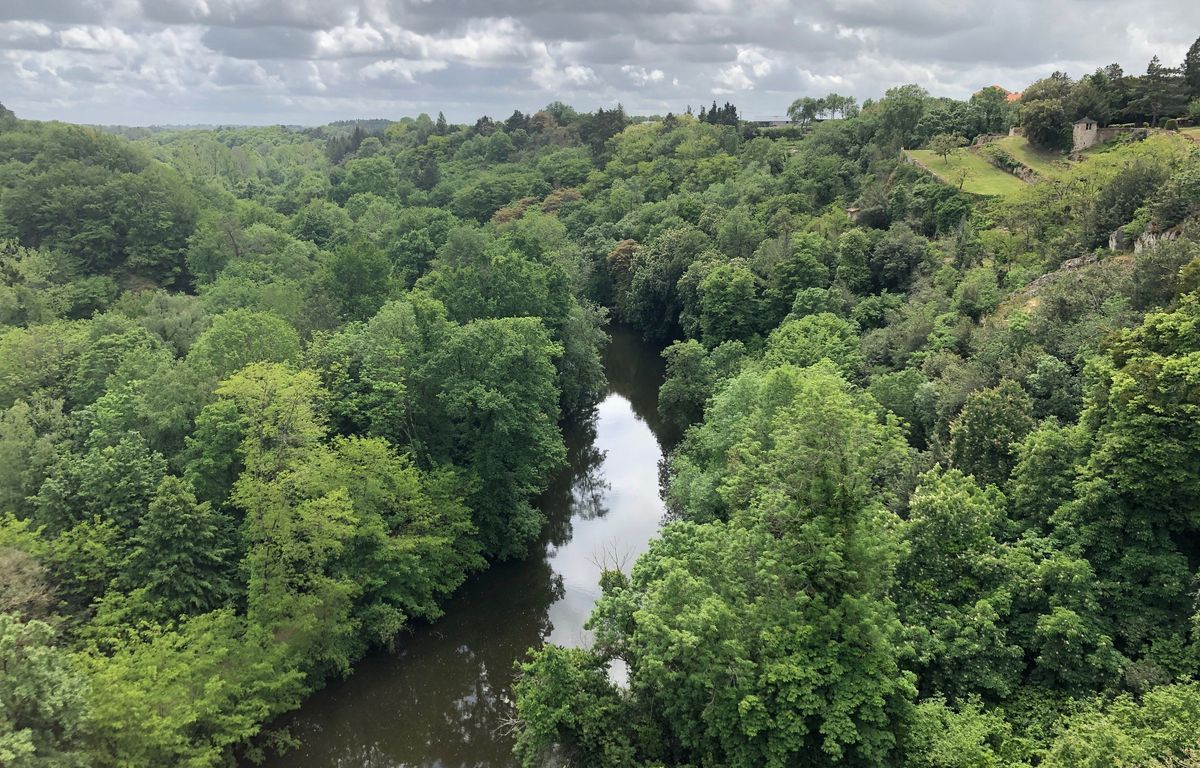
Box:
(3, 48, 1200, 766)
(0, 612, 91, 767)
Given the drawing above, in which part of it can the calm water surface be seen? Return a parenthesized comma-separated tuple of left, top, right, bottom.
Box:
(260, 325, 676, 768)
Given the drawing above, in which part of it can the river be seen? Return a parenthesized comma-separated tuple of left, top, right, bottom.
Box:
(260, 324, 676, 767)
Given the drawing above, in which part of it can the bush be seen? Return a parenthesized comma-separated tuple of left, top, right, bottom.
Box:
(981, 143, 1023, 173)
(1165, 118, 1179, 132)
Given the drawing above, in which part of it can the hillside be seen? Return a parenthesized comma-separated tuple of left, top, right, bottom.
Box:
(2, 48, 1200, 768)
(906, 146, 1031, 195)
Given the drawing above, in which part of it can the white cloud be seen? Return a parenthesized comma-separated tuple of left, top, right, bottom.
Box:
(361, 57, 446, 83)
(622, 65, 665, 86)
(58, 25, 138, 52)
(532, 58, 598, 90)
(713, 63, 754, 93)
(736, 46, 773, 77)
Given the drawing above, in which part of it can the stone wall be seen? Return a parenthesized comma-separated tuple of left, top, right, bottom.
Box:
(1073, 123, 1136, 152)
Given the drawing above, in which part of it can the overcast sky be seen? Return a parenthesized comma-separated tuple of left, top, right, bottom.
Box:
(1, 1, 1197, 126)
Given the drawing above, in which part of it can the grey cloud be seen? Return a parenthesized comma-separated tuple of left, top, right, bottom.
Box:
(142, 0, 354, 30)
(0, 0, 1195, 125)
(201, 26, 319, 59)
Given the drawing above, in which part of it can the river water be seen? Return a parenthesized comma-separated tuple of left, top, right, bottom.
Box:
(261, 325, 676, 767)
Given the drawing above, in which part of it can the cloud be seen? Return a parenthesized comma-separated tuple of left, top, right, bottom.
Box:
(622, 64, 665, 86)
(713, 64, 754, 93)
(532, 59, 598, 91)
(361, 57, 447, 84)
(0, 0, 1195, 124)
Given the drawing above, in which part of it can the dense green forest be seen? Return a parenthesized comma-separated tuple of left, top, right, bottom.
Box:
(2, 37, 1200, 767)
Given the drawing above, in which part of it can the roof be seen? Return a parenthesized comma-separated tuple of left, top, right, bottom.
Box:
(1074, 117, 1097, 125)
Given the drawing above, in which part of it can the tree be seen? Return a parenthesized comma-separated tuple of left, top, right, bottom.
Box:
(521, 363, 916, 767)
(186, 308, 300, 380)
(787, 96, 824, 129)
(670, 361, 911, 523)
(427, 318, 566, 558)
(835, 228, 871, 292)
(879, 84, 929, 147)
(216, 366, 370, 678)
(696, 261, 760, 344)
(821, 92, 858, 119)
(320, 238, 394, 321)
(896, 469, 1023, 699)
(905, 697, 1020, 768)
(1042, 683, 1200, 768)
(119, 475, 236, 622)
(1129, 56, 1188, 125)
(1055, 295, 1200, 649)
(657, 339, 744, 429)
(82, 610, 305, 767)
(869, 224, 928, 292)
(1185, 36, 1200, 100)
(947, 380, 1035, 487)
(33, 431, 166, 536)
(1069, 77, 1115, 125)
(513, 646, 638, 767)
(1020, 98, 1072, 150)
(0, 613, 92, 766)
(764, 313, 863, 378)
(927, 133, 967, 163)
(969, 86, 1014, 134)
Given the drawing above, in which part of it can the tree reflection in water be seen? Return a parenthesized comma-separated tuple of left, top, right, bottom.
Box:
(257, 326, 673, 768)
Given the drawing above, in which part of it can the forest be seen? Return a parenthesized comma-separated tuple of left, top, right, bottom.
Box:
(2, 36, 1200, 768)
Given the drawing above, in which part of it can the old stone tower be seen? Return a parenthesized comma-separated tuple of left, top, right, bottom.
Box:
(1072, 117, 1129, 152)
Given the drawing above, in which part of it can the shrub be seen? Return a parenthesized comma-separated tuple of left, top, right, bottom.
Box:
(981, 143, 1023, 173)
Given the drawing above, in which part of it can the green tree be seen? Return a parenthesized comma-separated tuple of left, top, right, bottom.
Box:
(1129, 56, 1187, 126)
(897, 469, 1023, 699)
(879, 84, 930, 147)
(33, 431, 166, 536)
(428, 318, 566, 558)
(1055, 295, 1200, 649)
(835, 228, 872, 292)
(521, 363, 917, 767)
(969, 86, 1015, 134)
(319, 238, 395, 321)
(1020, 99, 1072, 150)
(657, 339, 745, 429)
(119, 475, 236, 622)
(0, 613, 92, 767)
(697, 261, 761, 344)
(513, 646, 638, 767)
(927, 133, 967, 164)
(764, 313, 863, 378)
(948, 380, 1035, 487)
(82, 610, 305, 767)
(186, 308, 300, 380)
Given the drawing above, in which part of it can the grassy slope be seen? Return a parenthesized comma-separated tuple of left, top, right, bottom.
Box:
(907, 148, 1029, 196)
(995, 135, 1072, 178)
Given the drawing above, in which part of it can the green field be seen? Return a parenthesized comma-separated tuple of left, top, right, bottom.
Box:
(906, 148, 1029, 196)
(994, 135, 1072, 178)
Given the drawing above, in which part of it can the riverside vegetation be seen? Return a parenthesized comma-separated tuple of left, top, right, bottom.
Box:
(3, 38, 1200, 768)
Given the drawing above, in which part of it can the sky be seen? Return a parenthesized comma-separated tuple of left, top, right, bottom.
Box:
(1, 0, 1197, 126)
